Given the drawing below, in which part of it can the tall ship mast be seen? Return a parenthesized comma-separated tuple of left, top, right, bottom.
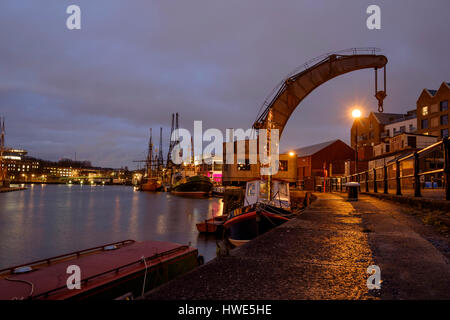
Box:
(138, 128, 162, 192)
(0, 117, 8, 187)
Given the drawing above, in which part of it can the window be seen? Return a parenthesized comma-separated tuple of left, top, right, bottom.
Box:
(400, 126, 406, 133)
(407, 136, 417, 148)
(237, 159, 250, 171)
(440, 100, 448, 111)
(441, 115, 448, 125)
(259, 182, 268, 198)
(422, 106, 429, 116)
(442, 128, 449, 138)
(279, 160, 288, 172)
(247, 183, 256, 197)
(369, 131, 374, 139)
(421, 119, 429, 129)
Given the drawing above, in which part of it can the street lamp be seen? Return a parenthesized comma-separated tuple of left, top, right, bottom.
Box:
(352, 109, 362, 176)
(289, 151, 295, 157)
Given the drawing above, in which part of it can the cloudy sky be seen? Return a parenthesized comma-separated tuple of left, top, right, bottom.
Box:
(1, 0, 449, 168)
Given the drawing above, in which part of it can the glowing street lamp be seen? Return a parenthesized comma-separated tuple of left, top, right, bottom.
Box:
(288, 151, 295, 157)
(352, 109, 361, 119)
(352, 108, 362, 175)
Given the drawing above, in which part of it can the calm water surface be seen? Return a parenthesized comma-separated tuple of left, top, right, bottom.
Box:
(0, 184, 223, 269)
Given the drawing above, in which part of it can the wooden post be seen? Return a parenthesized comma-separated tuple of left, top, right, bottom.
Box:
(444, 138, 450, 201)
(383, 165, 388, 194)
(373, 168, 378, 193)
(396, 160, 402, 195)
(414, 152, 421, 197)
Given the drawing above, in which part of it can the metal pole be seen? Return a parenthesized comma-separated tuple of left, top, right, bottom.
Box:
(414, 152, 421, 197)
(396, 160, 402, 195)
(365, 171, 369, 192)
(355, 122, 358, 175)
(373, 168, 378, 193)
(444, 138, 450, 201)
(384, 165, 388, 194)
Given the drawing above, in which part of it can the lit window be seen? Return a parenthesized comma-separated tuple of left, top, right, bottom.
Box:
(279, 160, 288, 172)
(422, 106, 429, 116)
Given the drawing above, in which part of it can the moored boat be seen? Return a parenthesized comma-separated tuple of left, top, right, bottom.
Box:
(196, 215, 227, 234)
(224, 180, 295, 247)
(171, 174, 212, 197)
(0, 240, 200, 300)
(139, 177, 162, 191)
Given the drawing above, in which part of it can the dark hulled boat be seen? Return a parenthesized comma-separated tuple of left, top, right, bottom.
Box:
(224, 180, 295, 247)
(171, 175, 212, 197)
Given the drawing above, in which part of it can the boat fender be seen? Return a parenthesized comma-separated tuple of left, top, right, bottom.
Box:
(104, 245, 118, 251)
(13, 266, 33, 274)
(197, 255, 204, 265)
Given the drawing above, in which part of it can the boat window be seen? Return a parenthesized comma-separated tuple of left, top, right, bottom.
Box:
(278, 183, 288, 197)
(259, 182, 268, 198)
(247, 183, 256, 197)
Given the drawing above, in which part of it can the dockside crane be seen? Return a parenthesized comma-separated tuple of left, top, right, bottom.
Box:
(253, 48, 388, 135)
(252, 48, 388, 200)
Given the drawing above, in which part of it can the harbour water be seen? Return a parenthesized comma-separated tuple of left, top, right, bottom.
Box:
(0, 184, 223, 269)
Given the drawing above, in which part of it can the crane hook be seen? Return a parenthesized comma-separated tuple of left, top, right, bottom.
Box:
(374, 67, 387, 113)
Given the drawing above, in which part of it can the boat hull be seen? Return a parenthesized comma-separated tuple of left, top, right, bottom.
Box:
(171, 175, 212, 197)
(196, 216, 227, 234)
(171, 191, 210, 197)
(224, 204, 291, 245)
(139, 179, 162, 192)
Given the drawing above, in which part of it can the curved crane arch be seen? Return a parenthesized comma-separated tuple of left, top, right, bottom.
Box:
(253, 48, 388, 136)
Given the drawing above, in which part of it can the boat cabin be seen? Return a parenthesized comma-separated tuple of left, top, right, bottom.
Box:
(244, 180, 290, 209)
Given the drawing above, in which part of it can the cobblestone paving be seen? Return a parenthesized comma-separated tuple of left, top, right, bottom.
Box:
(356, 195, 450, 299)
(145, 193, 450, 300)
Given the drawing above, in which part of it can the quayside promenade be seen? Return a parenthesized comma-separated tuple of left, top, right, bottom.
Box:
(145, 193, 450, 300)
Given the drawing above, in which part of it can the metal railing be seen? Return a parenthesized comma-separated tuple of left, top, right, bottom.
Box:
(339, 138, 450, 201)
(0, 239, 136, 275)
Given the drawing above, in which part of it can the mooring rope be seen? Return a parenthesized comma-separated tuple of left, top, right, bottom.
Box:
(5, 277, 34, 300)
(141, 256, 148, 297)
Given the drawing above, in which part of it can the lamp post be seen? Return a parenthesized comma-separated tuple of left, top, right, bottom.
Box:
(352, 109, 361, 176)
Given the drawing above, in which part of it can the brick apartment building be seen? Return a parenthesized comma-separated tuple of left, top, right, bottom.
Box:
(416, 81, 449, 138)
(350, 110, 417, 152)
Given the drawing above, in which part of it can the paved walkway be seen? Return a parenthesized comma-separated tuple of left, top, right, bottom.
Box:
(145, 193, 450, 300)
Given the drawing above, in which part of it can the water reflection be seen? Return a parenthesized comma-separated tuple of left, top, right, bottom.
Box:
(0, 185, 223, 269)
